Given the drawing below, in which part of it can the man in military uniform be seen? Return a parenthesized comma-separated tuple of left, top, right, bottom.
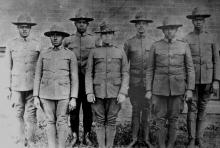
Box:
(63, 9, 95, 146)
(33, 25, 78, 148)
(146, 17, 195, 148)
(4, 14, 39, 148)
(184, 7, 220, 148)
(124, 11, 154, 147)
(85, 22, 129, 148)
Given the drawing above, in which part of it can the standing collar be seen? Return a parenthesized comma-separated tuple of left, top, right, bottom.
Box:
(18, 36, 30, 42)
(163, 37, 177, 43)
(136, 33, 146, 39)
(76, 31, 87, 37)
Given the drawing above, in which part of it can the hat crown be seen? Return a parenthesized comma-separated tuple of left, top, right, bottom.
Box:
(162, 16, 180, 26)
(50, 24, 65, 32)
(134, 11, 146, 20)
(99, 21, 114, 32)
(17, 13, 32, 23)
(75, 8, 89, 18)
(192, 7, 208, 15)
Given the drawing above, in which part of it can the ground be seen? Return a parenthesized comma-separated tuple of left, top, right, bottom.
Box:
(0, 98, 220, 148)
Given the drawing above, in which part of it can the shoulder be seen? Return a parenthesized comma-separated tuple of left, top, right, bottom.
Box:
(125, 35, 137, 44)
(152, 39, 164, 47)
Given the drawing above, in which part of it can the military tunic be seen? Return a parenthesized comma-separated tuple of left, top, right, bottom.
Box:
(33, 46, 78, 100)
(146, 38, 195, 96)
(5, 37, 39, 91)
(85, 45, 129, 98)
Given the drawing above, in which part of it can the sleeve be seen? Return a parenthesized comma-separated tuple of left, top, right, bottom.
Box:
(33, 53, 43, 97)
(119, 49, 129, 95)
(185, 43, 195, 90)
(4, 42, 12, 89)
(70, 52, 79, 98)
(85, 50, 94, 94)
(146, 44, 156, 91)
(212, 35, 220, 81)
(123, 41, 130, 62)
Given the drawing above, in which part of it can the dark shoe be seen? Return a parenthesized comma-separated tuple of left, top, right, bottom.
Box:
(195, 138, 204, 148)
(71, 133, 80, 147)
(82, 132, 93, 146)
(187, 138, 195, 148)
(127, 138, 138, 148)
(143, 140, 154, 148)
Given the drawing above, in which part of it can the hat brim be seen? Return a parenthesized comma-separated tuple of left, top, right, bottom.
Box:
(69, 17, 94, 22)
(186, 14, 211, 19)
(44, 31, 70, 37)
(157, 24, 183, 29)
(95, 31, 115, 34)
(130, 19, 153, 23)
(12, 22, 37, 26)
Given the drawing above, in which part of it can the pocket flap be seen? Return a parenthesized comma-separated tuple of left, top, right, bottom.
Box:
(207, 63, 213, 68)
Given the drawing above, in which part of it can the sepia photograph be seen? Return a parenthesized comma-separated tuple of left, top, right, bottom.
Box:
(0, 0, 220, 148)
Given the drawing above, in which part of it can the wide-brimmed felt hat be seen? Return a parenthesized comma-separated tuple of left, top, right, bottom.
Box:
(157, 17, 182, 29)
(69, 9, 94, 22)
(130, 11, 153, 23)
(44, 25, 70, 37)
(186, 7, 211, 19)
(95, 21, 116, 34)
(12, 13, 37, 26)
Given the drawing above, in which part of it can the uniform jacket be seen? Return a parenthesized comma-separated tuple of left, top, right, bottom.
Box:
(146, 38, 195, 96)
(5, 37, 39, 91)
(33, 46, 78, 100)
(124, 34, 155, 88)
(63, 32, 95, 75)
(85, 44, 129, 98)
(183, 31, 220, 84)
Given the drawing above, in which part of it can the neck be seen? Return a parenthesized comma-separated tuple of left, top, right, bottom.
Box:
(137, 32, 145, 37)
(194, 27, 203, 34)
(77, 30, 86, 36)
(53, 46, 61, 50)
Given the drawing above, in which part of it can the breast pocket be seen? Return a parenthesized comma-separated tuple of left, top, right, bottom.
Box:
(189, 44, 199, 56)
(172, 53, 184, 66)
(94, 54, 105, 71)
(57, 58, 70, 71)
(155, 50, 168, 66)
(42, 58, 51, 70)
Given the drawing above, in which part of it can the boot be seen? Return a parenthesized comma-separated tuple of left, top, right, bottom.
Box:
(187, 114, 196, 148)
(57, 125, 68, 148)
(106, 125, 116, 148)
(71, 132, 80, 147)
(167, 122, 177, 148)
(82, 132, 93, 146)
(195, 120, 205, 148)
(157, 123, 166, 148)
(195, 138, 204, 148)
(127, 137, 138, 148)
(187, 138, 195, 148)
(95, 125, 106, 148)
(143, 122, 153, 148)
(46, 124, 57, 148)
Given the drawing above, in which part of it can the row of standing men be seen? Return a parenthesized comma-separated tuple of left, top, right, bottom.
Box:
(4, 7, 220, 148)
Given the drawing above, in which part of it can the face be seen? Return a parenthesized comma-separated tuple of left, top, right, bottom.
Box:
(50, 33, 64, 47)
(17, 24, 31, 38)
(75, 20, 89, 33)
(135, 21, 148, 34)
(163, 27, 178, 40)
(101, 33, 114, 44)
(192, 18, 205, 30)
